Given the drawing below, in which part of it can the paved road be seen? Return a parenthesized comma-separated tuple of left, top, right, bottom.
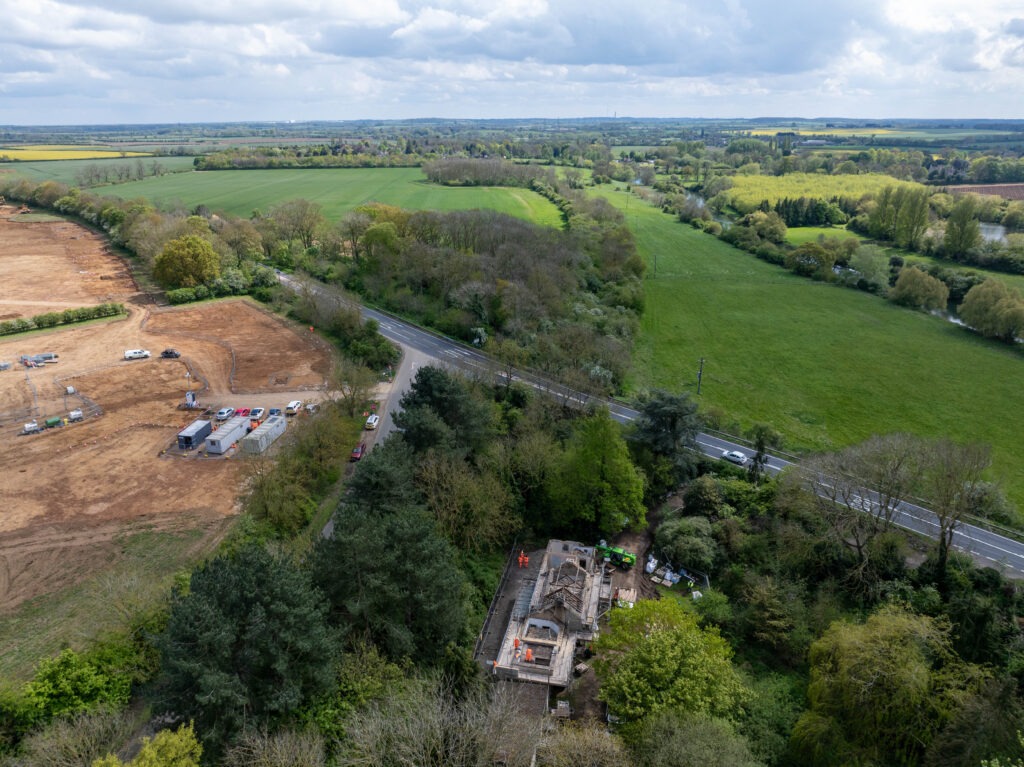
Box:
(281, 274, 1024, 575)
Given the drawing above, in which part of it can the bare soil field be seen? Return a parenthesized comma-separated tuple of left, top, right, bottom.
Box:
(944, 183, 1024, 200)
(0, 213, 333, 613)
(0, 203, 137, 320)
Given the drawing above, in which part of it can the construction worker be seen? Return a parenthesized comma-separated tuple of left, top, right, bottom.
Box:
(524, 648, 534, 663)
(523, 553, 529, 567)
(518, 550, 525, 568)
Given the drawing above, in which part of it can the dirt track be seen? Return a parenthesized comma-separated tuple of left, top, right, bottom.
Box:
(0, 206, 333, 609)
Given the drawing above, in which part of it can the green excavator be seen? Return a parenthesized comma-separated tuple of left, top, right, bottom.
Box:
(595, 541, 637, 569)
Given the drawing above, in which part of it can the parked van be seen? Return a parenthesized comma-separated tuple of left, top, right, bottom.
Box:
(285, 400, 303, 415)
(364, 414, 380, 430)
(124, 349, 151, 360)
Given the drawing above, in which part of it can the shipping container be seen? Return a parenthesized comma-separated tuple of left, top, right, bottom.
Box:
(205, 415, 249, 455)
(239, 415, 287, 455)
(177, 419, 212, 450)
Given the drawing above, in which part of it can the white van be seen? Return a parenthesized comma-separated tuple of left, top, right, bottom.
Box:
(124, 349, 151, 360)
(285, 400, 303, 415)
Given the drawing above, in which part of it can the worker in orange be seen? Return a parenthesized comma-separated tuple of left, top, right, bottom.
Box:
(523, 552, 529, 567)
(524, 647, 534, 663)
(518, 550, 525, 568)
(513, 637, 520, 649)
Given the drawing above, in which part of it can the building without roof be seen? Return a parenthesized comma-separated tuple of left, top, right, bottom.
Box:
(483, 540, 614, 690)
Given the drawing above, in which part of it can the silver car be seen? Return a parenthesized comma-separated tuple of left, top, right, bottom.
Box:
(722, 450, 748, 465)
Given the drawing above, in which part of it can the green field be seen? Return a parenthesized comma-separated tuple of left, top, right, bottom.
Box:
(103, 167, 563, 226)
(599, 188, 1024, 510)
(5, 156, 197, 185)
(727, 173, 922, 213)
(786, 226, 866, 246)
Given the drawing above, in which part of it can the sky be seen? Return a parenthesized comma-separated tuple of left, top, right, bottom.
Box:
(1, 0, 1023, 125)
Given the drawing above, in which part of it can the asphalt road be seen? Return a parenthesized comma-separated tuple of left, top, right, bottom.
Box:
(281, 274, 1024, 575)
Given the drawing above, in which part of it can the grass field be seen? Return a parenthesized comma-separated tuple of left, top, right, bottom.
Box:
(0, 145, 151, 160)
(104, 167, 564, 226)
(3, 156, 197, 185)
(786, 226, 866, 246)
(598, 187, 1024, 510)
(0, 525, 220, 682)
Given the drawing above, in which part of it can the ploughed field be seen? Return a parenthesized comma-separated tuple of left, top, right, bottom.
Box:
(0, 210, 332, 621)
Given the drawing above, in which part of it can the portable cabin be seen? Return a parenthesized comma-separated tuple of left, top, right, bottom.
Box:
(177, 419, 212, 450)
(239, 415, 287, 455)
(206, 415, 249, 455)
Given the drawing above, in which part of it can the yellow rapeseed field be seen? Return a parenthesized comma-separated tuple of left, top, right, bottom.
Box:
(0, 145, 150, 160)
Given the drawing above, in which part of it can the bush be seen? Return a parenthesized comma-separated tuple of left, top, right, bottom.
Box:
(166, 287, 197, 305)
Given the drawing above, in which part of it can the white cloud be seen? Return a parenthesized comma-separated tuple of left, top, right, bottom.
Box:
(0, 0, 1021, 123)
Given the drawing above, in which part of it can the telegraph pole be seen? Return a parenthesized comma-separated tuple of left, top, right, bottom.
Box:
(697, 357, 705, 395)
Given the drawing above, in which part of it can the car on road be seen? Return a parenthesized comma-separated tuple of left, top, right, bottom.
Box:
(722, 450, 748, 465)
(364, 414, 380, 430)
(268, 408, 283, 417)
(285, 400, 303, 415)
(215, 407, 235, 421)
(250, 407, 265, 421)
(350, 442, 366, 462)
(160, 349, 181, 359)
(235, 407, 251, 417)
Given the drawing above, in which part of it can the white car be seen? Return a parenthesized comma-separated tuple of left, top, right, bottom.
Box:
(123, 349, 151, 360)
(215, 407, 235, 421)
(250, 407, 265, 421)
(364, 414, 380, 430)
(722, 450, 748, 465)
(285, 400, 303, 415)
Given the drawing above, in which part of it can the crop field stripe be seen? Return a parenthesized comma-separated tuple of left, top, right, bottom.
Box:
(593, 185, 1024, 509)
(104, 167, 564, 227)
(5, 156, 198, 184)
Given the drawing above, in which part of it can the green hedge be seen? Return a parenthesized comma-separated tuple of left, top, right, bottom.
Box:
(0, 303, 125, 336)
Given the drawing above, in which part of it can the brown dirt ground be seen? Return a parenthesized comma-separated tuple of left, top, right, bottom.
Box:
(0, 213, 334, 610)
(0, 204, 137, 319)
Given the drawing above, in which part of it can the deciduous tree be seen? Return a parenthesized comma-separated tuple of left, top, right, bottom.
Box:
(944, 195, 982, 259)
(889, 266, 949, 310)
(94, 722, 201, 767)
(633, 711, 763, 767)
(959, 278, 1024, 342)
(153, 235, 220, 289)
(549, 410, 646, 536)
(593, 598, 746, 723)
(791, 606, 986, 767)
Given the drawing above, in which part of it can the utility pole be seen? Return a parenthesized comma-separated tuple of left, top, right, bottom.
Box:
(697, 357, 705, 395)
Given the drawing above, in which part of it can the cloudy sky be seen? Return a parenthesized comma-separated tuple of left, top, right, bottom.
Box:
(1, 0, 1023, 125)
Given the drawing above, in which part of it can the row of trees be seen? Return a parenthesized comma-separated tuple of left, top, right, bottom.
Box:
(0, 302, 125, 336)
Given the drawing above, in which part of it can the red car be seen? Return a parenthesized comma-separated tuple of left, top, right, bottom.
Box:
(350, 442, 367, 462)
(235, 407, 251, 417)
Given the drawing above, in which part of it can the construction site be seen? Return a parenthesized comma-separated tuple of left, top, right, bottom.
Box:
(0, 203, 334, 611)
(475, 538, 653, 719)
